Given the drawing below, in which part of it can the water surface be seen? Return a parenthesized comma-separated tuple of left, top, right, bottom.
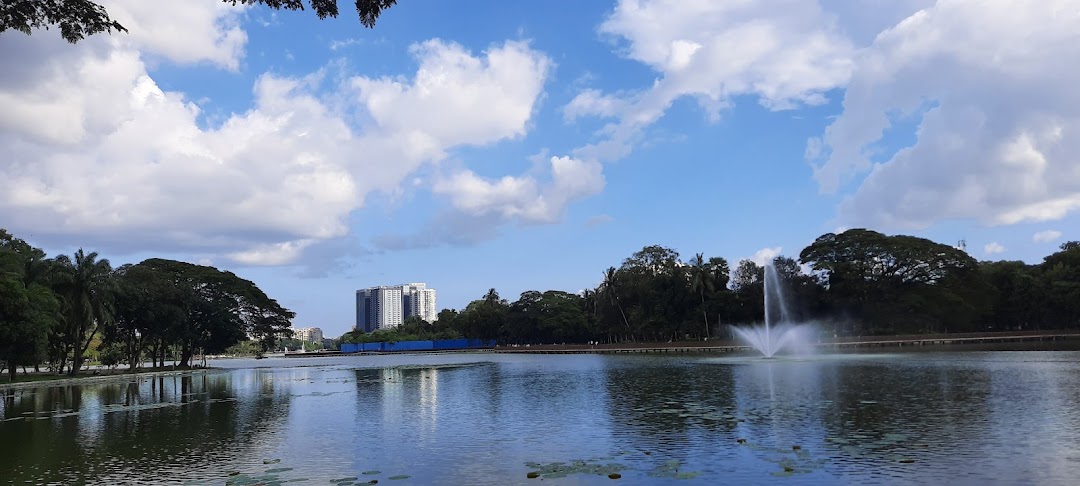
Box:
(2, 351, 1078, 484)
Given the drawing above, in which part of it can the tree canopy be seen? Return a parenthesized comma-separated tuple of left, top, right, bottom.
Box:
(390, 229, 1079, 347)
(1, 0, 397, 43)
(1, 227, 294, 380)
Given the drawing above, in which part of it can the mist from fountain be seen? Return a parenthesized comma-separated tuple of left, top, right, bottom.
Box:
(731, 261, 814, 358)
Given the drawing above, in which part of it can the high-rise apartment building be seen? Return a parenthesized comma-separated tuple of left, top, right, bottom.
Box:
(355, 283, 438, 332)
(401, 283, 438, 323)
(294, 327, 324, 343)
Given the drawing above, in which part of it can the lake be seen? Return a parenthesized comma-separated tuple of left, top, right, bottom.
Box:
(2, 350, 1079, 485)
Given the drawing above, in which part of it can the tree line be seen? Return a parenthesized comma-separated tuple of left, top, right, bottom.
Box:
(363, 229, 1080, 346)
(1, 228, 294, 380)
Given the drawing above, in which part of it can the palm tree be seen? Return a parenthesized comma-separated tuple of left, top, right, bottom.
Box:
(689, 253, 714, 339)
(581, 288, 596, 317)
(54, 249, 115, 375)
(601, 267, 631, 337)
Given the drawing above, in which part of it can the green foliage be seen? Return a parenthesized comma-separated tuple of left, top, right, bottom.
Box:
(2, 0, 395, 44)
(225, 340, 261, 356)
(0, 275, 52, 380)
(52, 249, 116, 375)
(226, 0, 397, 27)
(0, 0, 126, 43)
(0, 228, 293, 375)
(799, 229, 987, 334)
(96, 340, 125, 369)
(0, 230, 60, 379)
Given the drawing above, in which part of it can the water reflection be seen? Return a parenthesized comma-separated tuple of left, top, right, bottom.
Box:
(2, 352, 1079, 484)
(0, 370, 294, 484)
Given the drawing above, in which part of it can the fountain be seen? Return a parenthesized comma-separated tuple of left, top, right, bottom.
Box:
(731, 261, 813, 358)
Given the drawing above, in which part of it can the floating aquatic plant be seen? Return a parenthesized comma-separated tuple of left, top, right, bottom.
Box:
(647, 460, 701, 480)
(522, 459, 627, 479)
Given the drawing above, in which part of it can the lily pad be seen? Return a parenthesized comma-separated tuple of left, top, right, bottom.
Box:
(361, 470, 381, 475)
(263, 459, 282, 464)
(387, 475, 410, 480)
(648, 459, 701, 480)
(523, 459, 626, 479)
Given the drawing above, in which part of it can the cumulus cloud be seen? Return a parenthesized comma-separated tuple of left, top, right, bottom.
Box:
(433, 155, 605, 224)
(983, 242, 1006, 255)
(0, 6, 553, 265)
(101, 0, 248, 69)
(750, 247, 783, 266)
(569, 0, 856, 160)
(1033, 230, 1063, 244)
(352, 39, 551, 156)
(810, 0, 1080, 229)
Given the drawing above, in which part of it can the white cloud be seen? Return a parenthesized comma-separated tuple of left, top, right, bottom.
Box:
(433, 156, 605, 224)
(352, 40, 552, 156)
(810, 0, 1080, 229)
(564, 89, 628, 121)
(329, 38, 361, 50)
(102, 0, 248, 69)
(983, 242, 1006, 255)
(570, 0, 856, 160)
(0, 14, 553, 265)
(1033, 230, 1063, 244)
(750, 246, 783, 266)
(229, 239, 316, 266)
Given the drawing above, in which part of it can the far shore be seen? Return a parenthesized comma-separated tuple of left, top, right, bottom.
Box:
(5, 330, 1079, 390)
(494, 330, 1080, 353)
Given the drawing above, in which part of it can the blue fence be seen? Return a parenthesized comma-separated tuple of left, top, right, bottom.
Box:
(340, 338, 496, 354)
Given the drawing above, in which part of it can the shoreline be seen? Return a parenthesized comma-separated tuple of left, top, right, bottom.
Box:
(493, 330, 1080, 354)
(5, 331, 1079, 389)
(0, 367, 223, 391)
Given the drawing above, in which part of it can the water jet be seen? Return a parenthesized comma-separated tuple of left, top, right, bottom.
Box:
(731, 260, 814, 358)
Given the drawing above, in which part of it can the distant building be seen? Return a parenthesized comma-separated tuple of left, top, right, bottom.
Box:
(295, 327, 324, 343)
(356, 283, 438, 332)
(401, 283, 438, 323)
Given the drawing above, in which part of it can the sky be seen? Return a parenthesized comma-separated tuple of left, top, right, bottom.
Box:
(1, 0, 1078, 337)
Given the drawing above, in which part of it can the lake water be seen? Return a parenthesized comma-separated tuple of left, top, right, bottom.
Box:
(2, 350, 1079, 485)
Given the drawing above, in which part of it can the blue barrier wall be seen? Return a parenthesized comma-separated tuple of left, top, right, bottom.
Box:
(341, 338, 496, 353)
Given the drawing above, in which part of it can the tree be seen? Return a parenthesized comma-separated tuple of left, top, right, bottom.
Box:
(799, 229, 988, 334)
(109, 263, 186, 371)
(600, 267, 631, 336)
(1041, 241, 1080, 329)
(455, 289, 507, 341)
(2, 0, 396, 44)
(53, 249, 115, 375)
(0, 275, 56, 381)
(688, 253, 713, 338)
(731, 259, 765, 323)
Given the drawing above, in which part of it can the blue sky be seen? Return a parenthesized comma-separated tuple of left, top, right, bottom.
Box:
(2, 0, 1078, 337)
